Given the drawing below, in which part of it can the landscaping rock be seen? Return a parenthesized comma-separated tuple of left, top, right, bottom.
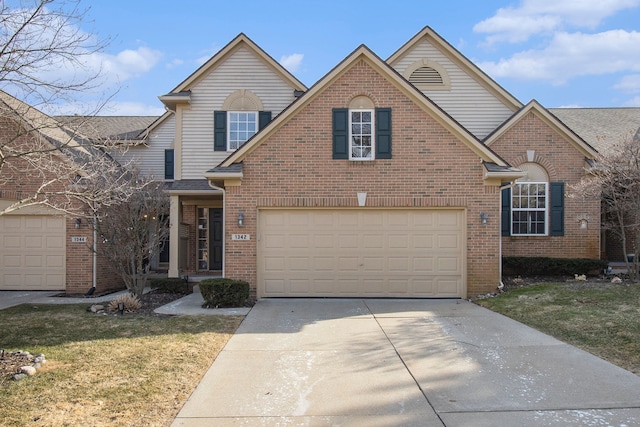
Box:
(20, 366, 36, 376)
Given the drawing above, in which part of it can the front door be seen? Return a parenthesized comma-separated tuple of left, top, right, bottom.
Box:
(208, 208, 223, 271)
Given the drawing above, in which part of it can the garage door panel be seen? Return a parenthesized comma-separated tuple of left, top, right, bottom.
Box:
(0, 215, 66, 290)
(259, 209, 465, 298)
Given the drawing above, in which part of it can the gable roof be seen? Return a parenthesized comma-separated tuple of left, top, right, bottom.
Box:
(171, 33, 307, 94)
(0, 90, 118, 170)
(214, 43, 522, 181)
(549, 107, 640, 153)
(387, 26, 522, 112)
(484, 100, 598, 158)
(56, 115, 157, 143)
(146, 33, 308, 139)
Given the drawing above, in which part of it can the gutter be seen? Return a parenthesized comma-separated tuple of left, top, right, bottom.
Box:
(497, 181, 518, 292)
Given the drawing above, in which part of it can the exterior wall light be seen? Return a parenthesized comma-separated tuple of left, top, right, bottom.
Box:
(577, 214, 590, 230)
(480, 212, 488, 226)
(74, 218, 82, 229)
(237, 213, 245, 227)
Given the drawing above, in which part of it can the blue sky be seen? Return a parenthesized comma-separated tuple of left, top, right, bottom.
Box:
(26, 0, 640, 115)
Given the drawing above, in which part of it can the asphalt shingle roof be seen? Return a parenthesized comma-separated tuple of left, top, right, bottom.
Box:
(549, 108, 640, 153)
(55, 116, 158, 142)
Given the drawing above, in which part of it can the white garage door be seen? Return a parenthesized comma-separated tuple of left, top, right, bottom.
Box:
(258, 209, 465, 298)
(0, 215, 66, 290)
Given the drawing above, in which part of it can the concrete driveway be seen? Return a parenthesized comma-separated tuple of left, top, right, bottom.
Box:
(172, 299, 640, 426)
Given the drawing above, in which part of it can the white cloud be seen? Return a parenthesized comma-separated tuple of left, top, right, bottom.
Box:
(623, 95, 640, 106)
(95, 47, 163, 82)
(44, 100, 166, 116)
(280, 53, 304, 73)
(614, 74, 640, 93)
(474, 0, 640, 44)
(477, 30, 640, 84)
(166, 58, 184, 69)
(100, 101, 166, 116)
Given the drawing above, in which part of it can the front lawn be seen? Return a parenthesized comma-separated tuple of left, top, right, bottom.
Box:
(0, 303, 243, 426)
(475, 280, 640, 375)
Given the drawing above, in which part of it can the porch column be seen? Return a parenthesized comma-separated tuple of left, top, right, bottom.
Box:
(168, 194, 181, 278)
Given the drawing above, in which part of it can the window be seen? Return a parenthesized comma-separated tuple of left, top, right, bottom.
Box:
(214, 110, 272, 152)
(332, 107, 391, 160)
(511, 182, 547, 235)
(501, 162, 564, 237)
(228, 111, 257, 150)
(350, 109, 374, 160)
(164, 149, 174, 180)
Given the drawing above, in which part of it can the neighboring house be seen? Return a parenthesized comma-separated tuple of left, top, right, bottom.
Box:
(548, 108, 640, 261)
(2, 27, 638, 296)
(0, 91, 123, 294)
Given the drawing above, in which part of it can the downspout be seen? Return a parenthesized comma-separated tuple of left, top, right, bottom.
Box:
(498, 181, 517, 291)
(93, 213, 97, 289)
(208, 181, 225, 278)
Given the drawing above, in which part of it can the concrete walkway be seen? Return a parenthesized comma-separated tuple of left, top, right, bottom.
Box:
(172, 298, 640, 427)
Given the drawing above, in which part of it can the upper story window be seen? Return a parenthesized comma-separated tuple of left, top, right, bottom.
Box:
(350, 109, 374, 160)
(214, 89, 271, 152)
(228, 111, 257, 150)
(332, 95, 392, 161)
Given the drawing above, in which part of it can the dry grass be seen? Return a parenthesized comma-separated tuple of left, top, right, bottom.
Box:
(0, 303, 243, 426)
(476, 280, 640, 375)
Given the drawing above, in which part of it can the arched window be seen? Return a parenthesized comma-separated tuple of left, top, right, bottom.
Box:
(511, 163, 549, 235)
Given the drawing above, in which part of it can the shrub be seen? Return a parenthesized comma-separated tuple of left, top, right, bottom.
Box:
(199, 278, 250, 308)
(149, 277, 190, 294)
(108, 293, 142, 313)
(502, 257, 608, 276)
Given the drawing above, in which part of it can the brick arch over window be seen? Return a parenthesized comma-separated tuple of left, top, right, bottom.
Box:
(222, 89, 264, 111)
(403, 59, 451, 91)
(349, 95, 375, 109)
(346, 92, 379, 108)
(512, 154, 558, 182)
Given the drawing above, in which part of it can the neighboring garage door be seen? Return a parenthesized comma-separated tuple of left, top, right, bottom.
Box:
(0, 215, 66, 290)
(258, 209, 465, 298)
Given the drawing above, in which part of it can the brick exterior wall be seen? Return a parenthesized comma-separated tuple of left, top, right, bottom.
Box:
(0, 113, 123, 294)
(490, 111, 601, 260)
(223, 59, 504, 298)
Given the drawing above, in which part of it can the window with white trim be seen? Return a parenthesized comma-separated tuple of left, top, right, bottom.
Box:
(512, 182, 548, 235)
(350, 109, 374, 160)
(228, 111, 257, 150)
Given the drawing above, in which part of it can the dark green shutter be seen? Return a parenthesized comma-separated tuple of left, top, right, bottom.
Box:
(258, 111, 272, 130)
(332, 108, 348, 159)
(164, 149, 174, 180)
(375, 108, 392, 159)
(501, 187, 511, 236)
(550, 182, 564, 236)
(214, 111, 227, 151)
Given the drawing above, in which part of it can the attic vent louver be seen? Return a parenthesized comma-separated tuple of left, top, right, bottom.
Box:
(410, 67, 443, 85)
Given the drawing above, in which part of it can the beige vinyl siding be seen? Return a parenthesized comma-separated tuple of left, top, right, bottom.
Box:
(181, 45, 297, 179)
(391, 39, 515, 139)
(110, 115, 175, 179)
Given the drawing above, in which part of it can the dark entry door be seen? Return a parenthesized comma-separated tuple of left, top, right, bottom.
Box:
(209, 208, 223, 271)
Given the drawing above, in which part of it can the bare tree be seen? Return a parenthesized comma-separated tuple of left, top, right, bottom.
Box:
(0, 90, 137, 216)
(0, 0, 109, 108)
(0, 1, 136, 217)
(572, 130, 640, 281)
(94, 176, 170, 297)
